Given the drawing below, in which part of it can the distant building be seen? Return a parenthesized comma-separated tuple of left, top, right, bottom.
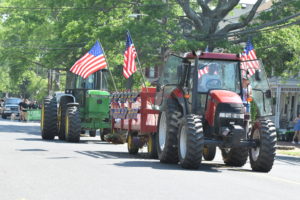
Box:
(269, 77, 300, 129)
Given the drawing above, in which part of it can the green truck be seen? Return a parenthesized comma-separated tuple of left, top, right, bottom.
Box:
(41, 69, 111, 142)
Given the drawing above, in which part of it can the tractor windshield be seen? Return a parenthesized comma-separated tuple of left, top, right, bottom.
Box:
(75, 70, 108, 91)
(197, 60, 240, 93)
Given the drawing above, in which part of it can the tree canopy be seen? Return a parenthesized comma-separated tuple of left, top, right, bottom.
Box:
(0, 0, 298, 100)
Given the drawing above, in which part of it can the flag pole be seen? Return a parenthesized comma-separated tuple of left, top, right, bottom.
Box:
(127, 30, 148, 89)
(99, 41, 118, 92)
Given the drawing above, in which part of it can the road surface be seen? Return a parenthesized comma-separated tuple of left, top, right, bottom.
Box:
(0, 119, 299, 200)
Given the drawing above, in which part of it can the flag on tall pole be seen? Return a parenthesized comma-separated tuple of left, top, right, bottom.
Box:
(70, 41, 107, 79)
(240, 39, 260, 77)
(123, 32, 137, 79)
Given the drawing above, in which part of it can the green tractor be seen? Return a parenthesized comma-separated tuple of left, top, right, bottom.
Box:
(41, 69, 111, 142)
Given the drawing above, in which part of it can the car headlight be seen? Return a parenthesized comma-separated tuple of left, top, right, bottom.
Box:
(4, 107, 11, 111)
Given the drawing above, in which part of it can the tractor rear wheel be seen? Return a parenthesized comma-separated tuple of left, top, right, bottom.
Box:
(178, 114, 204, 169)
(203, 145, 216, 161)
(156, 99, 182, 163)
(65, 105, 81, 143)
(89, 130, 96, 137)
(147, 133, 158, 159)
(127, 131, 139, 154)
(221, 147, 248, 167)
(249, 119, 276, 172)
(41, 97, 57, 140)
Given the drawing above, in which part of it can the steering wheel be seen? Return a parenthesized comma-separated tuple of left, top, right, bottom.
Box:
(206, 79, 221, 89)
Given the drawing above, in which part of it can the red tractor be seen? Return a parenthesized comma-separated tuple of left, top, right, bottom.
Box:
(154, 52, 276, 172)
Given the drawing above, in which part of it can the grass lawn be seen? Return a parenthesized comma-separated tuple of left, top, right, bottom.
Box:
(277, 150, 300, 157)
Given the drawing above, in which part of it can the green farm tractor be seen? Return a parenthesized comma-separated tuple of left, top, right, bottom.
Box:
(41, 69, 111, 142)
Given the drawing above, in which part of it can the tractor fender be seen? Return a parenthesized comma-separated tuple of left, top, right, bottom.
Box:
(59, 94, 76, 104)
(169, 88, 188, 116)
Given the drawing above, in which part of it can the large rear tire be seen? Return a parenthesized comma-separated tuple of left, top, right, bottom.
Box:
(203, 145, 216, 161)
(65, 105, 81, 143)
(221, 147, 248, 167)
(127, 131, 139, 154)
(41, 97, 57, 140)
(178, 115, 204, 169)
(249, 119, 276, 172)
(156, 99, 182, 164)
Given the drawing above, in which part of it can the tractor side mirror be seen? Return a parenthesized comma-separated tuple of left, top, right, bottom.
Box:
(255, 70, 261, 81)
(265, 89, 272, 98)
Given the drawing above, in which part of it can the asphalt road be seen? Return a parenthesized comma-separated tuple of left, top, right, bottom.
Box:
(0, 119, 299, 200)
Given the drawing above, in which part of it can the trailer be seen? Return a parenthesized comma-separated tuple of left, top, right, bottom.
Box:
(111, 87, 159, 158)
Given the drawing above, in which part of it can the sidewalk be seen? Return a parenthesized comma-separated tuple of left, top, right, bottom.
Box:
(276, 141, 300, 150)
(276, 141, 300, 157)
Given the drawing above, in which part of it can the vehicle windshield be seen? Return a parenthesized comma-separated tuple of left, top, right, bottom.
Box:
(75, 70, 108, 90)
(5, 99, 21, 105)
(197, 60, 240, 93)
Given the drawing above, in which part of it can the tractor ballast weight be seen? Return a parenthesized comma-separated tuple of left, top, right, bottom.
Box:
(41, 69, 111, 142)
(154, 52, 276, 172)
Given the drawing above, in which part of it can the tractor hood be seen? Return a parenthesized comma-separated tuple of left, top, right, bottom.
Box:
(87, 90, 110, 96)
(209, 90, 242, 104)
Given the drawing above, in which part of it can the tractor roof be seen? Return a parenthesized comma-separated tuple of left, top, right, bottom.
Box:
(184, 52, 240, 61)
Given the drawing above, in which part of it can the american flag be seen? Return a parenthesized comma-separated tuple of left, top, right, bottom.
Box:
(198, 66, 209, 79)
(70, 41, 107, 79)
(123, 32, 137, 79)
(240, 40, 260, 77)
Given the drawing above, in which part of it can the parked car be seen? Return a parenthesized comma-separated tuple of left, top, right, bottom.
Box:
(1, 98, 22, 119)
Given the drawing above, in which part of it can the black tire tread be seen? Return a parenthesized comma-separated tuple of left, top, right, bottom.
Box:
(250, 119, 276, 172)
(65, 106, 81, 143)
(203, 145, 216, 161)
(221, 147, 248, 167)
(41, 97, 58, 140)
(157, 99, 182, 163)
(179, 115, 204, 169)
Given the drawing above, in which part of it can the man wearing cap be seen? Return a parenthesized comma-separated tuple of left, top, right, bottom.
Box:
(198, 63, 221, 92)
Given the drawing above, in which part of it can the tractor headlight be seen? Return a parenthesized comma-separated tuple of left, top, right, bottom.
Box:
(219, 112, 244, 119)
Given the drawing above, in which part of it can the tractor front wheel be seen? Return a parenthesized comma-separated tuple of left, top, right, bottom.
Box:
(65, 105, 81, 143)
(221, 147, 248, 167)
(41, 97, 57, 140)
(249, 119, 276, 172)
(58, 98, 70, 140)
(203, 145, 216, 161)
(178, 115, 204, 169)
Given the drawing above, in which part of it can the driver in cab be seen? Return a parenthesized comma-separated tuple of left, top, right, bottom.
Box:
(198, 63, 221, 92)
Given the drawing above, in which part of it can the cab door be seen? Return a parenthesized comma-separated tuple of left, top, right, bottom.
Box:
(155, 55, 184, 109)
(241, 60, 273, 117)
